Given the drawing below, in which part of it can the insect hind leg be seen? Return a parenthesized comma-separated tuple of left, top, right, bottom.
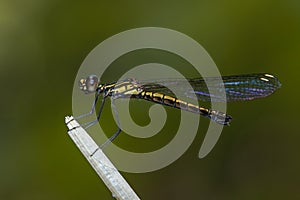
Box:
(100, 98, 123, 148)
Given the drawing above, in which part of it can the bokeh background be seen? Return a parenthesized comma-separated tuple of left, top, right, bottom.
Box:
(1, 0, 299, 199)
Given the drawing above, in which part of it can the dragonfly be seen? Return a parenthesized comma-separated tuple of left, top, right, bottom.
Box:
(77, 73, 281, 146)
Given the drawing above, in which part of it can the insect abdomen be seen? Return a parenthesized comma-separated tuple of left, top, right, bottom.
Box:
(139, 91, 232, 125)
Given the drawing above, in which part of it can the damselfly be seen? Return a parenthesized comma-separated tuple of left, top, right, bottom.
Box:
(77, 73, 281, 145)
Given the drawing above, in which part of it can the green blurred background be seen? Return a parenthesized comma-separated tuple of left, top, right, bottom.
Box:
(1, 0, 299, 199)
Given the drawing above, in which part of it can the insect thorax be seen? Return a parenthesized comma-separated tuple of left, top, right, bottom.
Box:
(109, 79, 143, 99)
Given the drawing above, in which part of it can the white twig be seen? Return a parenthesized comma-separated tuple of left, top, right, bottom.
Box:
(65, 116, 140, 200)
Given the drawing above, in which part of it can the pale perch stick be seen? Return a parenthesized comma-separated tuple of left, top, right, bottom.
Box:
(65, 116, 140, 200)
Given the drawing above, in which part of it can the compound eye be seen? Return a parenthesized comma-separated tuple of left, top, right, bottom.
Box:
(86, 75, 99, 93)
